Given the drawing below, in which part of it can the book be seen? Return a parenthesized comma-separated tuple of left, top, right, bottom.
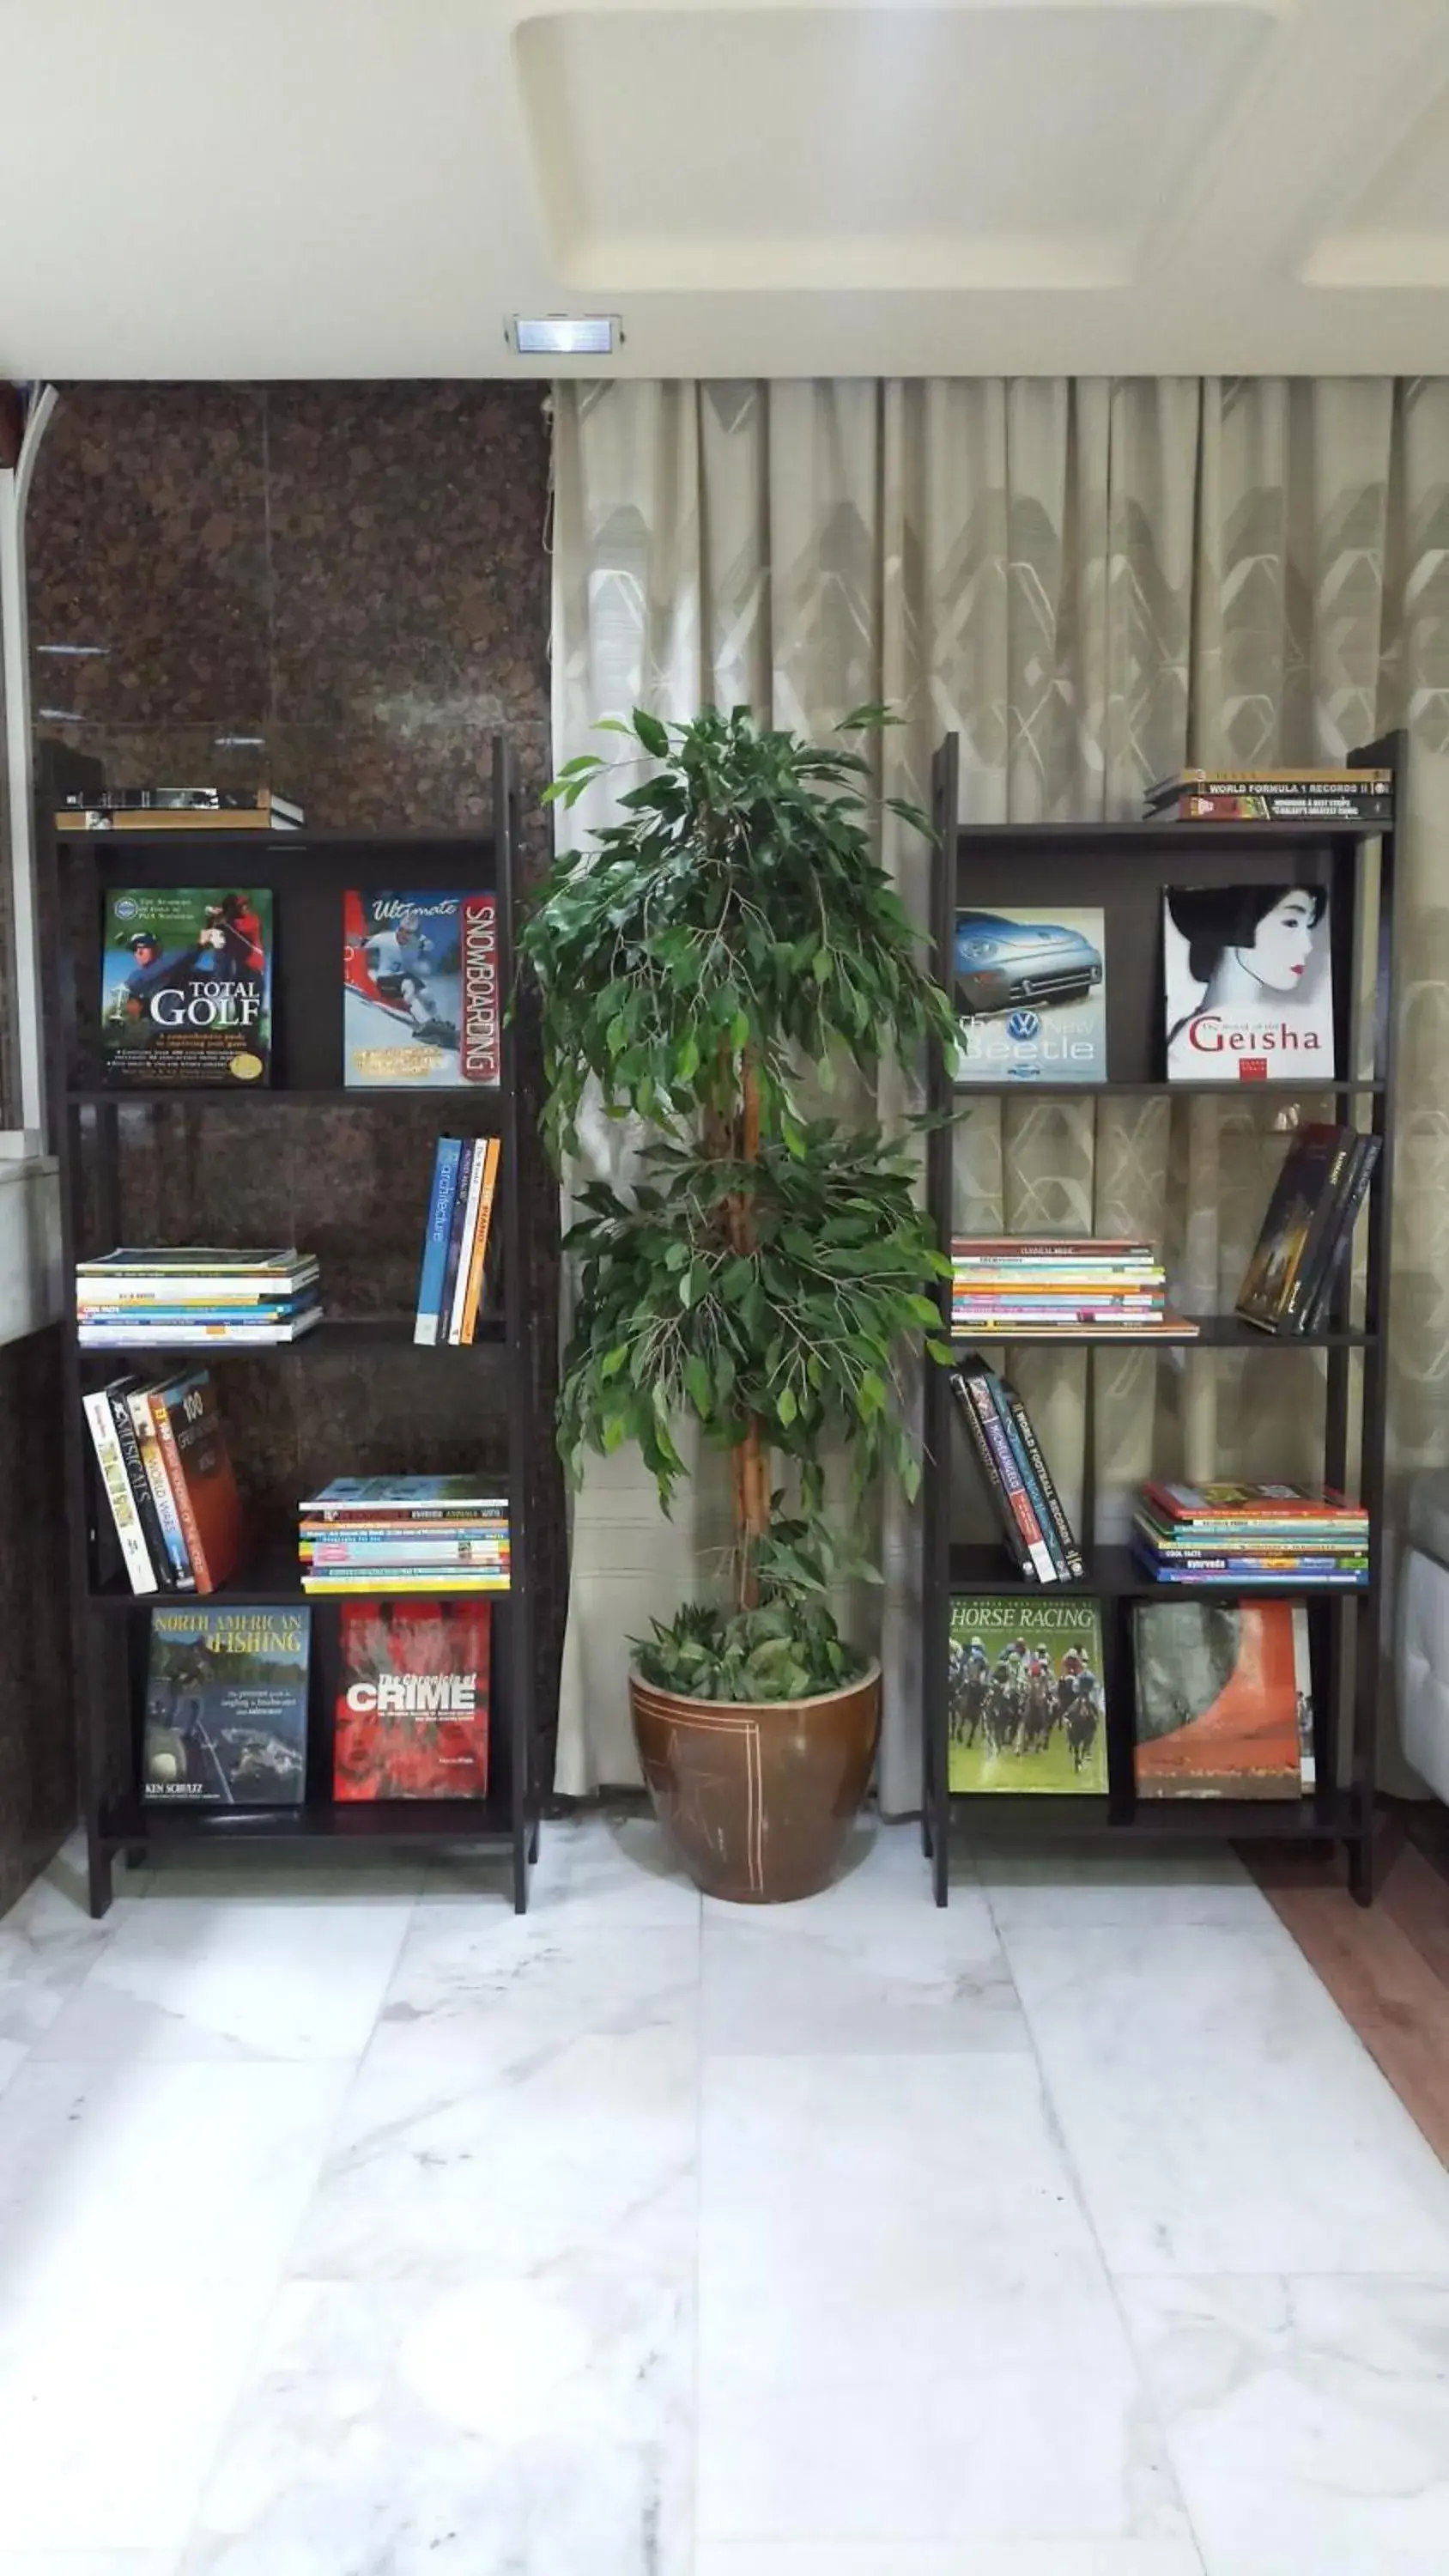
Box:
(343, 890, 500, 1088)
(437, 1139, 476, 1333)
(998, 1382, 1084, 1580)
(100, 888, 272, 1087)
(144, 1370, 242, 1594)
(1133, 1600, 1308, 1798)
(105, 1376, 174, 1589)
(143, 1605, 310, 1804)
(948, 1595, 1106, 1792)
(414, 1138, 464, 1346)
(80, 1310, 322, 1347)
(1146, 766, 1391, 806)
(78, 1248, 316, 1301)
(82, 1382, 160, 1595)
(1155, 793, 1391, 824)
(447, 1134, 488, 1343)
(1304, 1135, 1381, 1328)
(950, 1364, 1057, 1583)
(300, 1475, 508, 1518)
(333, 1599, 491, 1799)
(1143, 1480, 1365, 1526)
(954, 907, 1106, 1084)
(1163, 884, 1334, 1082)
(458, 1136, 502, 1344)
(1235, 1125, 1357, 1335)
(61, 788, 302, 830)
(126, 1384, 197, 1589)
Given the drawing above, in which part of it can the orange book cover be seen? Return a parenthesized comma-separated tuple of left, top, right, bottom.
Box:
(147, 1370, 242, 1594)
(460, 1136, 501, 1344)
(1133, 1600, 1307, 1799)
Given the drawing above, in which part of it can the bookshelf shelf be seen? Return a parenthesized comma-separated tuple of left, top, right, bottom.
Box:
(46, 738, 541, 1918)
(921, 737, 1399, 1908)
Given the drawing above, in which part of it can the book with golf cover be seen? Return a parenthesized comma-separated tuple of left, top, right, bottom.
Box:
(947, 1595, 1106, 1794)
(1132, 1599, 1310, 1798)
(100, 887, 272, 1086)
(142, 1604, 310, 1804)
(1163, 883, 1335, 1082)
(954, 907, 1106, 1083)
(343, 890, 500, 1088)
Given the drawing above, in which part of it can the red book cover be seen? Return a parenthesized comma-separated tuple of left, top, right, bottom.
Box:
(147, 1369, 241, 1593)
(334, 1598, 491, 1800)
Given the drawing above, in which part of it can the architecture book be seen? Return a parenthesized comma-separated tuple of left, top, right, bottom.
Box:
(343, 890, 500, 1087)
(1132, 1600, 1309, 1798)
(954, 906, 1106, 1083)
(100, 887, 272, 1086)
(142, 1604, 310, 1804)
(947, 1596, 1106, 1793)
(333, 1597, 491, 1798)
(1163, 883, 1334, 1081)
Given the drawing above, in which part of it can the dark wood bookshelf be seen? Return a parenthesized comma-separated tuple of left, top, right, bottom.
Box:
(922, 738, 1401, 1906)
(44, 740, 540, 1917)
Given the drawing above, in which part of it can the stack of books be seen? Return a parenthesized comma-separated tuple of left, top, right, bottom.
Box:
(952, 1238, 1197, 1339)
(950, 1358, 1083, 1586)
(83, 1366, 241, 1595)
(1236, 1125, 1381, 1336)
(1131, 1481, 1370, 1588)
(415, 1138, 502, 1346)
(76, 1249, 322, 1346)
(58, 787, 303, 831)
(1145, 767, 1391, 826)
(298, 1476, 510, 1595)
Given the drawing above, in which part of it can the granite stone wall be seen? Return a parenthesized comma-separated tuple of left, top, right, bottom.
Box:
(15, 385, 564, 1873)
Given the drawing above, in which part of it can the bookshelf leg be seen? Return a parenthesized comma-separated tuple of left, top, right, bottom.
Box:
(512, 1834, 529, 1915)
(123, 1842, 148, 1872)
(528, 1817, 541, 1865)
(932, 1814, 949, 1908)
(87, 1838, 114, 1922)
(921, 1804, 934, 1860)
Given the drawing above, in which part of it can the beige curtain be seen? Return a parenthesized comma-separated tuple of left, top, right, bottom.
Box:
(550, 376, 1449, 1811)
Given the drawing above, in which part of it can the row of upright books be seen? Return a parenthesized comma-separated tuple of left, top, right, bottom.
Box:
(950, 1237, 1193, 1338)
(414, 1138, 502, 1345)
(76, 1249, 322, 1347)
(1235, 1124, 1381, 1336)
(142, 1595, 492, 1807)
(84, 1366, 241, 1595)
(298, 1478, 511, 1596)
(947, 1594, 1317, 1801)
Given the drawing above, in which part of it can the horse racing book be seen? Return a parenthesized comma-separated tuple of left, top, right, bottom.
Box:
(100, 887, 272, 1086)
(333, 1597, 491, 1798)
(343, 890, 500, 1088)
(1132, 1600, 1309, 1798)
(948, 1595, 1106, 1795)
(143, 1604, 310, 1804)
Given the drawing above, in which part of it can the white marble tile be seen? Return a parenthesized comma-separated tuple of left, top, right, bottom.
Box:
(426, 1807, 700, 1927)
(179, 2267, 692, 2575)
(973, 1840, 1264, 1932)
(0, 2549, 183, 2573)
(140, 1848, 426, 1905)
(696, 2546, 1204, 2575)
(294, 1920, 698, 2283)
(1004, 1917, 1449, 2275)
(700, 2054, 1133, 2383)
(1123, 2274, 1449, 2574)
(0, 1872, 137, 2062)
(698, 2359, 1187, 2548)
(32, 1899, 413, 2063)
(700, 1818, 935, 1931)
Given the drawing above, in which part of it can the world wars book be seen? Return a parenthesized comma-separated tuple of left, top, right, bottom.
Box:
(947, 1595, 1106, 1794)
(1164, 883, 1334, 1082)
(100, 887, 272, 1086)
(143, 1604, 310, 1804)
(1133, 1599, 1308, 1798)
(954, 907, 1106, 1084)
(343, 890, 500, 1088)
(333, 1597, 491, 1798)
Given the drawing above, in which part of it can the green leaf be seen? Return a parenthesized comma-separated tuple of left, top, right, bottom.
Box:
(683, 1354, 713, 1418)
(600, 1345, 631, 1378)
(811, 949, 831, 985)
(776, 1384, 797, 1428)
(858, 1370, 887, 1418)
(730, 1010, 750, 1050)
(676, 1035, 700, 1084)
(634, 708, 670, 757)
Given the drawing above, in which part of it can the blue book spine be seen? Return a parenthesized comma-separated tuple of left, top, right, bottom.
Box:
(991, 1380, 1070, 1581)
(415, 1137, 464, 1346)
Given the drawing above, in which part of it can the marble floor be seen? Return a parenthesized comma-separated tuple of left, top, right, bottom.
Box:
(3, 1820, 1449, 2573)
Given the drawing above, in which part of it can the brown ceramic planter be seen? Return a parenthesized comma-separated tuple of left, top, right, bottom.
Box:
(628, 1658, 882, 1904)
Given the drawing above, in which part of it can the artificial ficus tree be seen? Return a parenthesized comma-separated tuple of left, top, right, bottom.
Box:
(520, 705, 956, 1704)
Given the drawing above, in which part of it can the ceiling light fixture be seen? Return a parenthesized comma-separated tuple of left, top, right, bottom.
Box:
(510, 314, 621, 357)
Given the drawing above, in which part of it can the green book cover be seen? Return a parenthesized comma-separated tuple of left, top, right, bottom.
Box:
(948, 1595, 1106, 1792)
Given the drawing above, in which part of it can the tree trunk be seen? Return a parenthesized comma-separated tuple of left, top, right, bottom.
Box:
(730, 1060, 768, 1612)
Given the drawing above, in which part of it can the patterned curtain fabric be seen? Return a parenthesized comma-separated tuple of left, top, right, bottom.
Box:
(549, 375, 1449, 1811)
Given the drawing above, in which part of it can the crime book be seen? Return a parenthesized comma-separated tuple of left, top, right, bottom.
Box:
(333, 1597, 491, 1799)
(1163, 884, 1335, 1082)
(142, 1605, 310, 1804)
(948, 1596, 1106, 1795)
(1132, 1600, 1308, 1798)
(100, 887, 272, 1086)
(343, 890, 500, 1088)
(953, 907, 1106, 1084)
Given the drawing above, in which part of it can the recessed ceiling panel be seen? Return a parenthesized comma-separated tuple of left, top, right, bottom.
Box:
(516, 2, 1283, 290)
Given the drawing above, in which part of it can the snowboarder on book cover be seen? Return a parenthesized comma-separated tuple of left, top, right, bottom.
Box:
(358, 911, 458, 1048)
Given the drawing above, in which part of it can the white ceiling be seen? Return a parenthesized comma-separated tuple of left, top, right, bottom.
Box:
(3, 0, 1449, 379)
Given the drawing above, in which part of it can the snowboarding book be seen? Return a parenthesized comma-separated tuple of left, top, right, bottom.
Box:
(143, 1604, 310, 1804)
(1163, 884, 1335, 1082)
(334, 1598, 491, 1799)
(343, 890, 500, 1088)
(954, 907, 1106, 1084)
(948, 1596, 1106, 1794)
(100, 887, 272, 1086)
(1132, 1600, 1309, 1799)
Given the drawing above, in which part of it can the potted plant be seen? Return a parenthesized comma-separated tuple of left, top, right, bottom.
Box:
(521, 706, 955, 1901)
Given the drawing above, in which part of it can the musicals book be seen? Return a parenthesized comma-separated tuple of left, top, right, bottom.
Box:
(947, 1596, 1106, 1794)
(343, 890, 500, 1088)
(143, 1604, 310, 1803)
(333, 1597, 491, 1798)
(954, 907, 1106, 1084)
(100, 887, 272, 1086)
(1132, 1600, 1309, 1798)
(1163, 884, 1335, 1082)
